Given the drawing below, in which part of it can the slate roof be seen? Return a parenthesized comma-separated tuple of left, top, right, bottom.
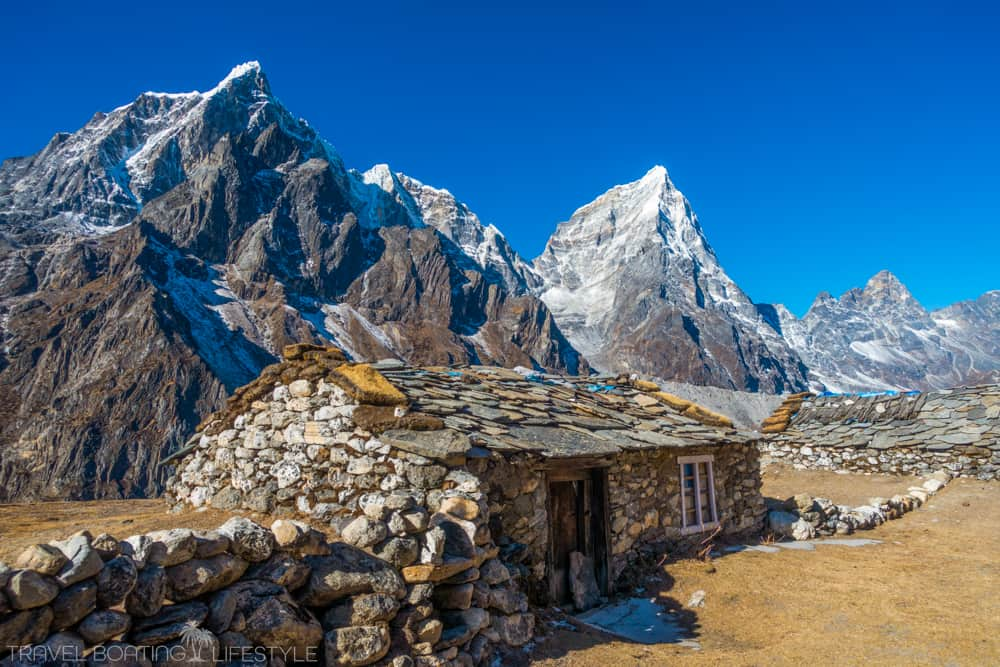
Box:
(373, 362, 757, 459)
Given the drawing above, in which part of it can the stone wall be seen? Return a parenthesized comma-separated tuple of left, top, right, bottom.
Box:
(0, 516, 531, 667)
(606, 443, 765, 581)
(762, 385, 1000, 480)
(471, 443, 766, 599)
(156, 366, 534, 665)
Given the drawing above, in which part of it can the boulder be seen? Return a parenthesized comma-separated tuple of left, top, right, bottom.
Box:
(0, 606, 53, 650)
(192, 531, 230, 558)
(324, 624, 390, 667)
(124, 565, 167, 618)
(218, 518, 275, 563)
(270, 520, 328, 557)
(40, 631, 86, 662)
(15, 544, 69, 576)
(144, 529, 198, 567)
(96, 557, 138, 608)
(166, 553, 249, 601)
(432, 583, 473, 610)
(568, 552, 600, 611)
(922, 478, 947, 494)
(92, 534, 122, 561)
(78, 610, 131, 645)
(130, 601, 209, 645)
(373, 537, 420, 569)
(206, 589, 238, 634)
(298, 545, 405, 607)
(341, 517, 388, 549)
(244, 597, 323, 659)
(120, 536, 154, 569)
(246, 554, 311, 591)
(479, 559, 510, 586)
(6, 569, 60, 610)
(767, 510, 815, 539)
(428, 515, 477, 559)
(52, 533, 105, 587)
(489, 587, 529, 615)
(52, 580, 97, 630)
(491, 613, 534, 647)
(322, 593, 400, 627)
(439, 497, 480, 521)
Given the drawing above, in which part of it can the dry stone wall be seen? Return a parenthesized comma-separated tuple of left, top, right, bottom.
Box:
(151, 355, 535, 665)
(0, 515, 531, 667)
(762, 385, 1000, 480)
(606, 444, 765, 581)
(471, 443, 766, 599)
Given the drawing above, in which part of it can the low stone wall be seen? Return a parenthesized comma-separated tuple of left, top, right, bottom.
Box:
(762, 385, 1000, 480)
(0, 517, 530, 666)
(766, 470, 953, 540)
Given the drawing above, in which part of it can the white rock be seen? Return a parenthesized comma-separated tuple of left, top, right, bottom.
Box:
(347, 456, 375, 475)
(288, 380, 313, 398)
(922, 478, 946, 494)
(271, 461, 302, 489)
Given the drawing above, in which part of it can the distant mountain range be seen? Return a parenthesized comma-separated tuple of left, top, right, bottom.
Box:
(0, 62, 996, 499)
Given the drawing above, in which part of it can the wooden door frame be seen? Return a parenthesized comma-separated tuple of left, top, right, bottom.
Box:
(545, 465, 611, 603)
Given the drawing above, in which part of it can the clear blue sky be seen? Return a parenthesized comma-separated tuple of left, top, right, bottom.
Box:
(2, 1, 997, 314)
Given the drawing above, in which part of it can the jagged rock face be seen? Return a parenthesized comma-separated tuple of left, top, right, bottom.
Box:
(532, 166, 808, 393)
(0, 62, 583, 500)
(771, 271, 1000, 392)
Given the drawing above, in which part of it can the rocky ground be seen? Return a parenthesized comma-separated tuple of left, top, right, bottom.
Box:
(1, 467, 996, 665)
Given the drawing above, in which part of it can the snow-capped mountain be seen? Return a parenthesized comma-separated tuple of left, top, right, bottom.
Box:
(0, 62, 583, 500)
(532, 165, 809, 393)
(1, 62, 995, 500)
(770, 271, 1000, 392)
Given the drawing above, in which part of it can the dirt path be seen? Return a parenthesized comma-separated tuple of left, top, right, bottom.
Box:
(532, 475, 1000, 666)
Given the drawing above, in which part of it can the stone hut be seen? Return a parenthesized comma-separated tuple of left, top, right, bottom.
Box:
(167, 345, 765, 615)
(761, 385, 1000, 480)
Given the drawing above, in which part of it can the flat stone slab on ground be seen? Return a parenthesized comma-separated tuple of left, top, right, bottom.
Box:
(575, 597, 699, 647)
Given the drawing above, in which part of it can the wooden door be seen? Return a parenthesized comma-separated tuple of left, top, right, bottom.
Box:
(547, 468, 610, 604)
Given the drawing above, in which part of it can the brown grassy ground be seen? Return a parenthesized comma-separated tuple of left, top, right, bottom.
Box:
(532, 467, 1000, 666)
(0, 468, 996, 665)
(761, 464, 923, 506)
(0, 501, 246, 562)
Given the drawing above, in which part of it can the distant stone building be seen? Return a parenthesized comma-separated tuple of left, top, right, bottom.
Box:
(167, 345, 766, 611)
(760, 386, 1000, 480)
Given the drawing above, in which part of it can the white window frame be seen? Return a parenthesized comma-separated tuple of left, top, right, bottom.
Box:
(678, 454, 719, 535)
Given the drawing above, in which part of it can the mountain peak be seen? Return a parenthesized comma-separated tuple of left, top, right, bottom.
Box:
(205, 60, 270, 98)
(860, 269, 918, 308)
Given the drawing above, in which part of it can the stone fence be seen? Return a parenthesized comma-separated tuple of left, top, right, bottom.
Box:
(0, 515, 530, 667)
(762, 385, 1000, 480)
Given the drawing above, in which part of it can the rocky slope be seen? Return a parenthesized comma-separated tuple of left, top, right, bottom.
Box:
(531, 166, 809, 393)
(0, 62, 583, 500)
(768, 271, 1000, 392)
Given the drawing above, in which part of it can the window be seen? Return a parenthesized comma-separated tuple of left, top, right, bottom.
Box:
(678, 455, 718, 534)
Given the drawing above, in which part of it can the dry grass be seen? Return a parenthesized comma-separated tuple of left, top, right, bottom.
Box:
(0, 501, 245, 562)
(532, 469, 1000, 666)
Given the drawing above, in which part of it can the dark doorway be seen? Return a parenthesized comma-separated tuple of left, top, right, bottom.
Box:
(546, 467, 610, 605)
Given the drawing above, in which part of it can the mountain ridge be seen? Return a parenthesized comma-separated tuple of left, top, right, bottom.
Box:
(0, 62, 996, 501)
